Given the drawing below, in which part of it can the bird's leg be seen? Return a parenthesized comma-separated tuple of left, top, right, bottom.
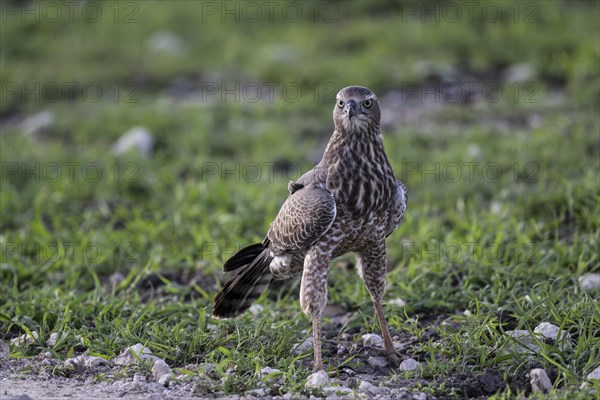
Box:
(357, 245, 402, 366)
(312, 317, 323, 371)
(373, 298, 401, 365)
(300, 247, 330, 371)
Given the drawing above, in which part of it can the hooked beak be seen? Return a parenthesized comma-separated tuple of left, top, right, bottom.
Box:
(345, 99, 357, 118)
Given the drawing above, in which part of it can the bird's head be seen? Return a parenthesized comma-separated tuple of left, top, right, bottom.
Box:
(333, 86, 381, 133)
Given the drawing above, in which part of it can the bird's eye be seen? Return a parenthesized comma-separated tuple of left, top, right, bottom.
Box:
(363, 99, 372, 108)
(337, 100, 344, 108)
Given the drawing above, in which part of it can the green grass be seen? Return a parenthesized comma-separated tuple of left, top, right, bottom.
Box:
(1, 1, 599, 398)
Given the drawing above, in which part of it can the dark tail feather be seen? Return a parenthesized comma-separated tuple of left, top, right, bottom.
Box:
(213, 244, 273, 319)
(223, 243, 265, 272)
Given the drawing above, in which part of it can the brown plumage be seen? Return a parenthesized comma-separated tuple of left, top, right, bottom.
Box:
(213, 86, 407, 371)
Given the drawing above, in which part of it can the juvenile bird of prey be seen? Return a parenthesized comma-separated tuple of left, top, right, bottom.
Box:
(213, 86, 407, 371)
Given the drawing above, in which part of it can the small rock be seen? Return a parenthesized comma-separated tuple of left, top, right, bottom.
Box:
(399, 358, 420, 371)
(113, 343, 160, 366)
(502, 63, 535, 83)
(534, 322, 571, 349)
(362, 333, 383, 348)
(84, 356, 109, 368)
(20, 110, 54, 135)
(146, 31, 186, 56)
(358, 380, 389, 395)
(11, 331, 38, 345)
(249, 304, 264, 315)
(530, 368, 552, 393)
(259, 366, 281, 378)
(152, 359, 172, 383)
(305, 370, 329, 388)
(367, 356, 389, 368)
(158, 374, 173, 386)
(10, 395, 34, 400)
(587, 365, 600, 381)
(337, 344, 346, 354)
(323, 385, 354, 396)
(411, 392, 427, 400)
(293, 337, 313, 355)
(111, 127, 154, 156)
(505, 330, 540, 354)
(579, 274, 600, 292)
(388, 298, 407, 307)
(64, 356, 84, 367)
(47, 332, 60, 346)
(247, 388, 266, 397)
(0, 342, 10, 360)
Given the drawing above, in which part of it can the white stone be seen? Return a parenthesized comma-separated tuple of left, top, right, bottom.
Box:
(534, 322, 571, 349)
(399, 358, 420, 371)
(113, 343, 160, 366)
(293, 338, 313, 355)
(249, 304, 264, 315)
(388, 298, 407, 307)
(111, 126, 154, 156)
(530, 368, 552, 393)
(587, 366, 600, 381)
(47, 332, 60, 346)
(84, 356, 109, 368)
(0, 342, 9, 360)
(323, 385, 354, 396)
(580, 274, 600, 291)
(158, 374, 173, 386)
(64, 356, 84, 367)
(367, 356, 388, 368)
(146, 31, 186, 56)
(362, 334, 383, 348)
(11, 331, 38, 345)
(505, 330, 540, 354)
(358, 380, 389, 395)
(152, 359, 172, 382)
(305, 370, 329, 388)
(502, 63, 535, 83)
(20, 110, 54, 135)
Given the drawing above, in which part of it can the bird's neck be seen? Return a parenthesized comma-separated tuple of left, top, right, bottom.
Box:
(322, 126, 385, 166)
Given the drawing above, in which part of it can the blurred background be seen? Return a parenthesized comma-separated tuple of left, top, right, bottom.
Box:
(0, 0, 598, 377)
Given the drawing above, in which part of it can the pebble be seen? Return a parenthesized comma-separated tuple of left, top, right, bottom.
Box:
(362, 333, 384, 348)
(504, 330, 540, 354)
(10, 332, 38, 345)
(323, 385, 354, 397)
(579, 274, 600, 291)
(293, 338, 313, 355)
(47, 332, 60, 346)
(111, 127, 154, 156)
(367, 356, 389, 368)
(399, 358, 420, 371)
(534, 322, 571, 349)
(146, 31, 186, 56)
(305, 370, 329, 388)
(0, 342, 10, 360)
(529, 368, 552, 393)
(20, 110, 54, 135)
(84, 356, 109, 368)
(259, 366, 282, 378)
(152, 359, 172, 386)
(113, 343, 161, 366)
(388, 298, 407, 307)
(587, 365, 600, 381)
(358, 380, 389, 395)
(249, 304, 264, 315)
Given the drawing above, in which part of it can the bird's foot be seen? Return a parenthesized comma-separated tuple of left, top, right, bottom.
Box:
(383, 350, 403, 367)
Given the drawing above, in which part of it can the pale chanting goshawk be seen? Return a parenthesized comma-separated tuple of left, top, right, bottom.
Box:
(213, 86, 407, 371)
